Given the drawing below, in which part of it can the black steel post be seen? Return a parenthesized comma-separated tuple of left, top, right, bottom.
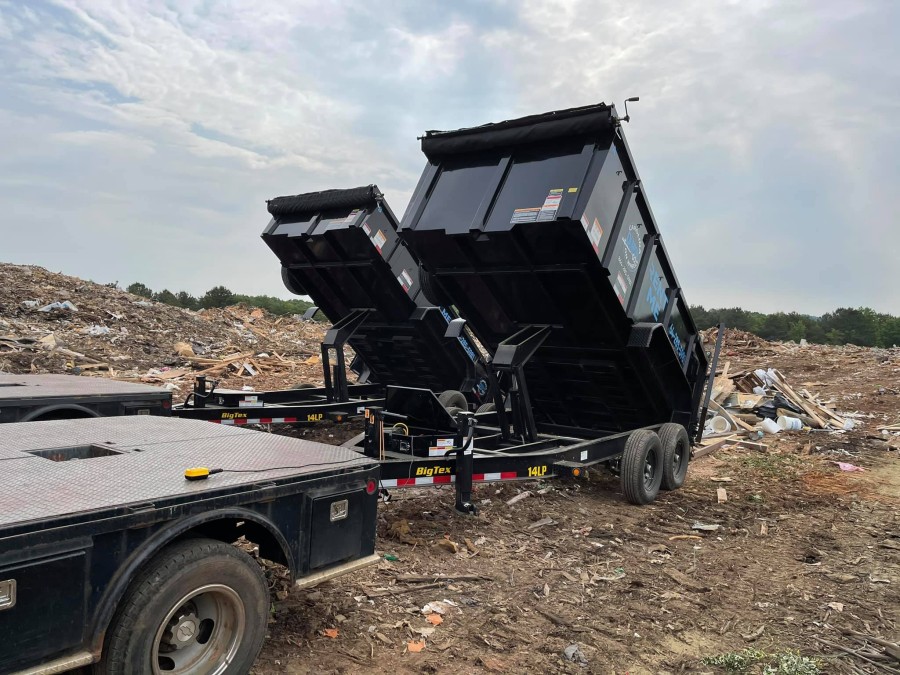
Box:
(321, 344, 334, 402)
(454, 412, 477, 514)
(695, 324, 725, 444)
(363, 407, 380, 459)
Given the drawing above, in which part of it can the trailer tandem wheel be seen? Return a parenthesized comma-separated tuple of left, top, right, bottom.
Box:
(95, 538, 268, 675)
(658, 423, 690, 491)
(437, 389, 468, 412)
(620, 429, 663, 505)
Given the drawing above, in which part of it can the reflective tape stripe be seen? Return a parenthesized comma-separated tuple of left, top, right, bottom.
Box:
(213, 416, 300, 426)
(380, 471, 520, 488)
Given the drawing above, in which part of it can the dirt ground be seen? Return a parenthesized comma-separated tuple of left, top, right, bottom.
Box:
(252, 338, 899, 674)
(3, 266, 897, 672)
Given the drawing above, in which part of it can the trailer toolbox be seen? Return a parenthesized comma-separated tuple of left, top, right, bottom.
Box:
(262, 185, 487, 399)
(398, 103, 708, 436)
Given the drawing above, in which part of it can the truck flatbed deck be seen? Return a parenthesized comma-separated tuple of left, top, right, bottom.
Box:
(0, 416, 374, 529)
(0, 372, 171, 423)
(0, 417, 379, 675)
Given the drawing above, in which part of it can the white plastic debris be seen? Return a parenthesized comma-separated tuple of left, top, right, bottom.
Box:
(38, 301, 77, 312)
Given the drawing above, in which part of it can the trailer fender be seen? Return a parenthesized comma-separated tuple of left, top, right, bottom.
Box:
(88, 507, 293, 656)
(21, 403, 99, 422)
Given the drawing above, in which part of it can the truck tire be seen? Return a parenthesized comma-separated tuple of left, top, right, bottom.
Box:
(437, 390, 468, 413)
(658, 423, 690, 491)
(95, 538, 268, 675)
(620, 429, 663, 505)
(475, 402, 496, 414)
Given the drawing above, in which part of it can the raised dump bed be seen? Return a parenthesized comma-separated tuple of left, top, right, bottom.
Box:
(399, 103, 708, 436)
(261, 185, 487, 399)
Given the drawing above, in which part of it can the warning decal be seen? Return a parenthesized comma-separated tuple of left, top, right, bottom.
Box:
(361, 221, 372, 235)
(396, 268, 414, 293)
(510, 188, 564, 224)
(510, 207, 541, 224)
(536, 188, 563, 222)
(587, 218, 603, 253)
(370, 229, 387, 253)
(428, 438, 456, 457)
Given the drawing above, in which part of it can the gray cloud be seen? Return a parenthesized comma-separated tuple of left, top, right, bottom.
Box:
(0, 0, 896, 314)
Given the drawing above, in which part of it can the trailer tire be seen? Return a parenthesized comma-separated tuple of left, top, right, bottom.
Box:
(620, 430, 663, 505)
(438, 390, 468, 412)
(658, 423, 690, 491)
(95, 538, 268, 675)
(281, 266, 306, 296)
(419, 268, 449, 306)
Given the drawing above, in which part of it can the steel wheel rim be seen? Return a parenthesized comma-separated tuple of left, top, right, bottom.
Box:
(643, 452, 658, 490)
(672, 443, 683, 473)
(151, 584, 245, 675)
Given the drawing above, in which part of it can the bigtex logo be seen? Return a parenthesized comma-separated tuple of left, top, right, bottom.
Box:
(415, 466, 453, 477)
(221, 412, 248, 420)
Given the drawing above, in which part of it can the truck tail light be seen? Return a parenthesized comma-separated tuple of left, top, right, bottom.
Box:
(366, 479, 377, 495)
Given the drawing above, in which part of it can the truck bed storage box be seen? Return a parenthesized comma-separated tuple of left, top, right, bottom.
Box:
(262, 185, 485, 397)
(399, 104, 707, 435)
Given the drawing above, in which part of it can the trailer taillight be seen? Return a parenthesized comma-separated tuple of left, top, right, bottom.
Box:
(366, 479, 377, 495)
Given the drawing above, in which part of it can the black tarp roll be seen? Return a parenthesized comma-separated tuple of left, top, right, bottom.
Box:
(267, 185, 381, 218)
(421, 103, 613, 159)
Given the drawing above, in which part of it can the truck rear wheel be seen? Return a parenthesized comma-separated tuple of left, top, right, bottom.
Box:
(658, 423, 690, 490)
(620, 429, 663, 505)
(95, 538, 268, 675)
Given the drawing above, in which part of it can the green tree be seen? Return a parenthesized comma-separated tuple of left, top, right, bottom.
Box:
(154, 289, 178, 306)
(176, 291, 199, 310)
(126, 282, 154, 298)
(200, 286, 235, 308)
(788, 319, 807, 342)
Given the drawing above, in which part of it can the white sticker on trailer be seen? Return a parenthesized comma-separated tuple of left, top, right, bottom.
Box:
(371, 229, 387, 252)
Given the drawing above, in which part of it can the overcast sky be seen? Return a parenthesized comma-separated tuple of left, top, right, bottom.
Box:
(1, 0, 897, 314)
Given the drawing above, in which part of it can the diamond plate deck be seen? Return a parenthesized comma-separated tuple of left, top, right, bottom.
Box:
(0, 417, 376, 529)
(0, 373, 169, 401)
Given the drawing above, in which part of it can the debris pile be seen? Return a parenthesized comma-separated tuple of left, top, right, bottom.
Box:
(0, 263, 331, 392)
(695, 360, 856, 456)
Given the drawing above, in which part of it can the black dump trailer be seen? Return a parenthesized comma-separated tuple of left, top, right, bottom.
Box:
(261, 185, 490, 404)
(400, 103, 707, 440)
(346, 104, 715, 514)
(0, 416, 379, 675)
(0, 372, 171, 423)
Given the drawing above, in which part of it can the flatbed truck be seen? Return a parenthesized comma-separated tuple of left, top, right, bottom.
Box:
(0, 416, 379, 674)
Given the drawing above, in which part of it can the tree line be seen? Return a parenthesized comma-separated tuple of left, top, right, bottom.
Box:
(125, 283, 315, 317)
(691, 306, 900, 348)
(126, 281, 898, 348)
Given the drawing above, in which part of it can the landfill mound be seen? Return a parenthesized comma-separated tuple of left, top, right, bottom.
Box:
(0, 262, 331, 393)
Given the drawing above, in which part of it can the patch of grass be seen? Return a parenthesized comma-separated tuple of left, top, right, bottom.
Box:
(737, 452, 803, 479)
(703, 648, 820, 674)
